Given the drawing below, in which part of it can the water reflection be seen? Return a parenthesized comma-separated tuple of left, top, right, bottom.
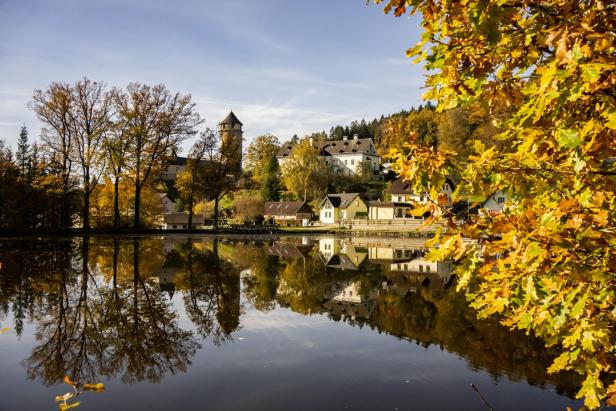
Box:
(0, 235, 581, 407)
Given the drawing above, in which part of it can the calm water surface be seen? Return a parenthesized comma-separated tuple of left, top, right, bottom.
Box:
(0, 235, 583, 410)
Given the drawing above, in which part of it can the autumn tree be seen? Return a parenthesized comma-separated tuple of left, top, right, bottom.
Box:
(175, 129, 213, 228)
(280, 138, 322, 202)
(201, 128, 243, 228)
(114, 83, 201, 227)
(234, 193, 265, 223)
(31, 82, 77, 228)
(244, 134, 280, 184)
(103, 99, 133, 229)
(377, 0, 615, 408)
(71, 78, 113, 229)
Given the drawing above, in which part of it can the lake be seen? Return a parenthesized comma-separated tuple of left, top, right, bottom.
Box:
(0, 235, 584, 410)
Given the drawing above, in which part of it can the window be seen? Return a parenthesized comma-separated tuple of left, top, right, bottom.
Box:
(497, 196, 506, 204)
(173, 225, 177, 229)
(351, 159, 355, 165)
(344, 159, 348, 165)
(355, 200, 359, 206)
(426, 265, 431, 272)
(419, 265, 423, 272)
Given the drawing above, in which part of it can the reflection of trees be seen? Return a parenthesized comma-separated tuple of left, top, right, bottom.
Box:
(100, 239, 199, 384)
(18, 237, 199, 387)
(242, 254, 281, 311)
(176, 238, 241, 344)
(25, 237, 109, 385)
(1, 236, 583, 399)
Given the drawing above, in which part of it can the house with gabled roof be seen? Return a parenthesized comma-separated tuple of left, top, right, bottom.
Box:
(319, 193, 367, 224)
(277, 135, 381, 178)
(264, 201, 313, 224)
(390, 176, 456, 206)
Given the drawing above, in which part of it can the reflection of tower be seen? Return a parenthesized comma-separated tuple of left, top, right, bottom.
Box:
(219, 111, 243, 173)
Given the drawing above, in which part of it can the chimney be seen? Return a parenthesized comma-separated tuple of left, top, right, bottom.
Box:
(353, 134, 359, 140)
(342, 135, 348, 141)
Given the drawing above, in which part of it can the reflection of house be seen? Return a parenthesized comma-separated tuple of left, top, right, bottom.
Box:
(319, 193, 367, 224)
(163, 213, 205, 229)
(322, 280, 377, 320)
(151, 265, 180, 299)
(277, 135, 380, 177)
(266, 242, 311, 259)
(368, 246, 423, 263)
(264, 201, 314, 224)
(390, 257, 453, 284)
(318, 238, 367, 270)
(368, 201, 416, 220)
(390, 176, 455, 206)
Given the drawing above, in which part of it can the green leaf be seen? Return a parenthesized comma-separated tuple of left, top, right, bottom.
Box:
(557, 128, 582, 149)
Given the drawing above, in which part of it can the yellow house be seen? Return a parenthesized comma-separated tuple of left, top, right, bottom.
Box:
(319, 193, 367, 224)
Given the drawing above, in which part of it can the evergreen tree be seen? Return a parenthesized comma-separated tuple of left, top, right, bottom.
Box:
(260, 155, 281, 202)
(16, 125, 29, 176)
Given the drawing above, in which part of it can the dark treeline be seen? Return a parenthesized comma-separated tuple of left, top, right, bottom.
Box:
(0, 78, 237, 232)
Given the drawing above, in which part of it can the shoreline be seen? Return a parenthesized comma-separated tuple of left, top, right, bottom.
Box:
(0, 226, 436, 238)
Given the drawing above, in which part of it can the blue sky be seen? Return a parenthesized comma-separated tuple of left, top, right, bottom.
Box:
(0, 0, 425, 149)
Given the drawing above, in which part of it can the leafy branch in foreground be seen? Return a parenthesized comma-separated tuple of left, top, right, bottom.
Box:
(376, 0, 615, 408)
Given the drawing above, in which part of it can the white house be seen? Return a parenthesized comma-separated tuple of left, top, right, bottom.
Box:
(319, 193, 368, 224)
(390, 176, 456, 206)
(481, 190, 508, 215)
(163, 213, 205, 230)
(158, 193, 175, 214)
(277, 135, 381, 178)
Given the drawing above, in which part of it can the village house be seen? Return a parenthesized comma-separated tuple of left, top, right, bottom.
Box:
(389, 176, 456, 206)
(319, 193, 368, 224)
(481, 190, 508, 215)
(367, 201, 415, 220)
(264, 201, 314, 226)
(277, 135, 381, 178)
(158, 193, 175, 214)
(162, 212, 205, 230)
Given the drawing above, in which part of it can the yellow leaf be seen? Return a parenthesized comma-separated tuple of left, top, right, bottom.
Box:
(63, 376, 77, 387)
(83, 383, 105, 392)
(55, 392, 74, 403)
(59, 402, 81, 411)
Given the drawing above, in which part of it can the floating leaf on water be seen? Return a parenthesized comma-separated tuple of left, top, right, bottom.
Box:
(55, 392, 74, 403)
(83, 383, 105, 392)
(58, 402, 81, 411)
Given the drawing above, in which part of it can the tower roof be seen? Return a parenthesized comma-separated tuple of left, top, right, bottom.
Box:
(220, 111, 243, 126)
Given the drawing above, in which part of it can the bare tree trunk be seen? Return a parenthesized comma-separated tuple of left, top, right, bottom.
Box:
(213, 196, 220, 230)
(83, 175, 90, 230)
(134, 180, 141, 228)
(188, 184, 195, 230)
(113, 173, 120, 229)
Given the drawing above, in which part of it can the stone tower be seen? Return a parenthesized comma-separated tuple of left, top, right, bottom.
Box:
(219, 111, 243, 173)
